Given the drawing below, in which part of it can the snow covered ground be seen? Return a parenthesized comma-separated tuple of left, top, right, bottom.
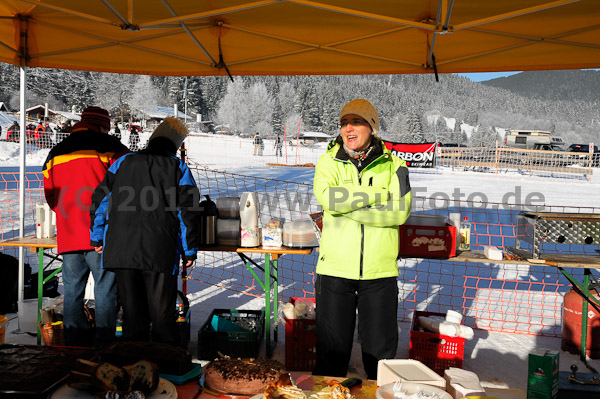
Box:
(2, 133, 600, 397)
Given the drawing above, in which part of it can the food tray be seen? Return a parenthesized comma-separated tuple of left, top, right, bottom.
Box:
(198, 309, 265, 360)
(160, 362, 203, 385)
(376, 382, 452, 399)
(0, 344, 96, 397)
(376, 359, 445, 387)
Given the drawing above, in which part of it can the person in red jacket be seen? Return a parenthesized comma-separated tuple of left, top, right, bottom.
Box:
(43, 106, 129, 347)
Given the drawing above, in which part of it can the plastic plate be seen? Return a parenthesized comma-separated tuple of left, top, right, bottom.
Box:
(375, 381, 452, 399)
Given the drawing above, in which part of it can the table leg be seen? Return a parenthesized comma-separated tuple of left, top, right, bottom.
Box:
(272, 255, 279, 344)
(37, 247, 43, 345)
(237, 252, 277, 357)
(581, 270, 590, 360)
(264, 253, 272, 357)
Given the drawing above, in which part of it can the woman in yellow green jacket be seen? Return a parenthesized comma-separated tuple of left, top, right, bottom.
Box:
(312, 99, 412, 379)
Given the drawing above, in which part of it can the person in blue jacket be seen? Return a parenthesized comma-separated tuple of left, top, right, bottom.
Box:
(90, 117, 200, 345)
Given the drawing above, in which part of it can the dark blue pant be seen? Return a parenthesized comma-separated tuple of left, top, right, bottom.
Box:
(115, 269, 177, 345)
(62, 250, 117, 347)
(313, 274, 399, 380)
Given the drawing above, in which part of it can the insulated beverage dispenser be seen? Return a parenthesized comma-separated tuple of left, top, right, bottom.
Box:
(199, 195, 217, 246)
(35, 203, 56, 239)
(240, 192, 260, 247)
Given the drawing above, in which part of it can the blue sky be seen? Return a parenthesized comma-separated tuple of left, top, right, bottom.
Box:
(457, 71, 521, 82)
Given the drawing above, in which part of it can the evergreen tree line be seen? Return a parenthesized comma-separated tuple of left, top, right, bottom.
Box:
(0, 63, 597, 146)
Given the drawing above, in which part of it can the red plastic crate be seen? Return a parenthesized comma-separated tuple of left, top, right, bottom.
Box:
(284, 297, 316, 371)
(408, 311, 465, 375)
(399, 224, 456, 258)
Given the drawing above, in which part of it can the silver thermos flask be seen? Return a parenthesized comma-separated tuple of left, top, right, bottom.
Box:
(199, 195, 217, 246)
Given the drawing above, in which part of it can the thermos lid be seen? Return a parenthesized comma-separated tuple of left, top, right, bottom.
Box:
(199, 194, 218, 216)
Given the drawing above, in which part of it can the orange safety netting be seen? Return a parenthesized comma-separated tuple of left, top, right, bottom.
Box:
(1, 167, 598, 338)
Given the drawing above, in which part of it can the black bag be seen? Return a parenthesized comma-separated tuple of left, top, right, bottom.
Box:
(24, 269, 60, 300)
(0, 253, 29, 314)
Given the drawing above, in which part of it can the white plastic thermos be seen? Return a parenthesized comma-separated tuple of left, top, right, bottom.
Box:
(36, 203, 56, 239)
(239, 192, 260, 247)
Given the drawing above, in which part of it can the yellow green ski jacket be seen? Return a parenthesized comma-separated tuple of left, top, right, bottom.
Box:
(313, 138, 411, 280)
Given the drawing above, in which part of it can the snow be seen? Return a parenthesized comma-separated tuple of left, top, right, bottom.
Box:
(3, 132, 600, 396)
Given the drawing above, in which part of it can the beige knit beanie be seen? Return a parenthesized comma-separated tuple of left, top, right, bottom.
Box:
(339, 99, 379, 134)
(149, 116, 188, 148)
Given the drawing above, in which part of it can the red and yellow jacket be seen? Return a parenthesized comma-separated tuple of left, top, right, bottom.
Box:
(43, 122, 129, 253)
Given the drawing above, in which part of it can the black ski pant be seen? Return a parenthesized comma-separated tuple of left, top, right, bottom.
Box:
(115, 269, 178, 345)
(312, 274, 398, 380)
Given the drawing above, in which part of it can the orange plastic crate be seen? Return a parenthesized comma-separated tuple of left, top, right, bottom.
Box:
(284, 297, 316, 371)
(408, 311, 464, 375)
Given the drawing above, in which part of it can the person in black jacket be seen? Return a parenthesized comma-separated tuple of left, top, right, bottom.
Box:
(129, 124, 139, 151)
(89, 117, 200, 345)
(112, 122, 121, 141)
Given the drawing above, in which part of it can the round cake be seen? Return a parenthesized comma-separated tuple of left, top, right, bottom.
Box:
(203, 357, 286, 396)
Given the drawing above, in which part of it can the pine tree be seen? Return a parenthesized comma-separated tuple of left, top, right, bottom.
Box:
(271, 102, 283, 136)
(406, 105, 425, 143)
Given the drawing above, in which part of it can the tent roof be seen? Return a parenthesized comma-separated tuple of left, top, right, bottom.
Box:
(1, 1, 599, 76)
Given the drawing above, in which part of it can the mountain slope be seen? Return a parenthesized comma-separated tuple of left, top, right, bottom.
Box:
(482, 70, 600, 102)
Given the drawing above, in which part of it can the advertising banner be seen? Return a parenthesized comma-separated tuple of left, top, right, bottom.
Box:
(383, 141, 436, 168)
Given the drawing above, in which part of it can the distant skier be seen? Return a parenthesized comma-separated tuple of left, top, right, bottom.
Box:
(274, 135, 283, 157)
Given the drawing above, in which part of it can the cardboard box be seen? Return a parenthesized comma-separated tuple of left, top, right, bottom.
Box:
(527, 348, 559, 399)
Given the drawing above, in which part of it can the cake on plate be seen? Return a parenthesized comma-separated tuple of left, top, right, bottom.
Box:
(203, 357, 287, 396)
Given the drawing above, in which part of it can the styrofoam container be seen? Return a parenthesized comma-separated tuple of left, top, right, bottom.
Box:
(377, 359, 446, 388)
(405, 214, 448, 227)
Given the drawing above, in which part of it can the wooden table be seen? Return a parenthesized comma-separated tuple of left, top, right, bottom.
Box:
(1, 235, 60, 344)
(0, 236, 312, 355)
(175, 373, 377, 398)
(197, 245, 313, 357)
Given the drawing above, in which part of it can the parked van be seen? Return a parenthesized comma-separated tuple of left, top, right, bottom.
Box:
(504, 130, 565, 149)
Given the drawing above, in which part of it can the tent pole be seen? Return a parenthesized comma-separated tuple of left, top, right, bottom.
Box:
(17, 65, 27, 308)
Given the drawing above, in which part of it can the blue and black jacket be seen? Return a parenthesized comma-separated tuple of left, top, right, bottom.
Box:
(90, 137, 200, 275)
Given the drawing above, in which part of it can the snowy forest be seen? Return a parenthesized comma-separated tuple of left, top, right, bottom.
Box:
(0, 62, 598, 146)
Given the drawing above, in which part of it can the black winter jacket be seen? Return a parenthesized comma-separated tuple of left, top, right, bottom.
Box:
(90, 138, 200, 274)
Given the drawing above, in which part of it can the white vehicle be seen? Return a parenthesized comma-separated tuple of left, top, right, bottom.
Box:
(504, 129, 565, 149)
(288, 131, 332, 147)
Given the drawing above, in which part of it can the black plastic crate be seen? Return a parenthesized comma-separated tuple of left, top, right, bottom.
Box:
(198, 308, 265, 360)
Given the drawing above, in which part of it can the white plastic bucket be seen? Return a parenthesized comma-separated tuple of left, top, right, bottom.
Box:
(18, 298, 54, 333)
